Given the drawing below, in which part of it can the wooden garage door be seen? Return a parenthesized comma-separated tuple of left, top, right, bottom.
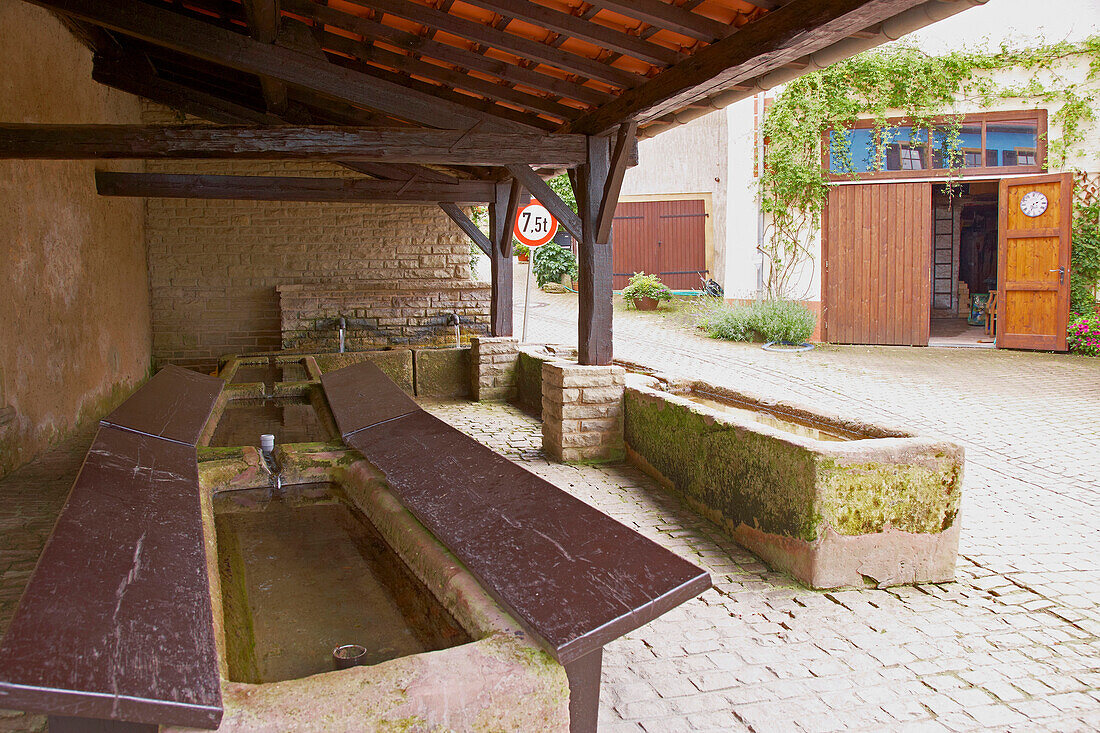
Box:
(612, 199, 707, 290)
(823, 182, 932, 345)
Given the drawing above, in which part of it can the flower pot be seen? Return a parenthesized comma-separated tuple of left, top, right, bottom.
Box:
(517, 253, 529, 263)
(632, 296, 660, 311)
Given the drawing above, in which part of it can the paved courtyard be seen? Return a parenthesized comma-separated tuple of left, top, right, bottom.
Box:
(0, 282, 1097, 731)
(501, 278, 1100, 731)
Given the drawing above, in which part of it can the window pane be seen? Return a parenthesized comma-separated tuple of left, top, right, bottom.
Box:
(931, 123, 981, 168)
(986, 120, 1038, 166)
(829, 128, 877, 173)
(882, 126, 929, 171)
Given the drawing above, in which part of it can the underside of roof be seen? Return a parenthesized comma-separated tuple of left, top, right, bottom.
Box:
(31, 0, 984, 179)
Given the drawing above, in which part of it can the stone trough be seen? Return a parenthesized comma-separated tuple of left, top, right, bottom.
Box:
(623, 374, 964, 590)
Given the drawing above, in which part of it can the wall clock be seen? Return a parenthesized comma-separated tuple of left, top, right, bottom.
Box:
(1020, 190, 1048, 217)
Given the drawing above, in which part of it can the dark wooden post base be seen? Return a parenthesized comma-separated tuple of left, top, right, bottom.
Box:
(564, 648, 603, 733)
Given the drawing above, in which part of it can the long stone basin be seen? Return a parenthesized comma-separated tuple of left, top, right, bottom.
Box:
(623, 374, 964, 590)
(184, 440, 569, 731)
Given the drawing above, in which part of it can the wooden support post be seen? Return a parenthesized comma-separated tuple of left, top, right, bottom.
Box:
(574, 136, 614, 366)
(488, 182, 515, 337)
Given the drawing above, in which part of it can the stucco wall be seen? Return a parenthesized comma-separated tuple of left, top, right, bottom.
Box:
(622, 110, 727, 285)
(0, 1, 151, 478)
(142, 105, 486, 371)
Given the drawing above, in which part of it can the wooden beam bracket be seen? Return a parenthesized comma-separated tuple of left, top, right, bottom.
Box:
(439, 203, 492, 256)
(596, 122, 637, 244)
(506, 164, 582, 242)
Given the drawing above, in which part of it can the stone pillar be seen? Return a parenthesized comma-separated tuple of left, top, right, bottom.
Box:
(542, 363, 625, 462)
(471, 336, 519, 401)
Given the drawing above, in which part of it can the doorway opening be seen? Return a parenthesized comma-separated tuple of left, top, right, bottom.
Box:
(929, 181, 999, 348)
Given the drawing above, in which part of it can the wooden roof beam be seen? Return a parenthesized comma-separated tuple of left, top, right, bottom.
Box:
(281, 0, 611, 107)
(24, 0, 536, 133)
(94, 171, 496, 203)
(458, 0, 684, 67)
(340, 0, 645, 89)
(583, 0, 730, 43)
(0, 124, 589, 167)
(566, 0, 928, 135)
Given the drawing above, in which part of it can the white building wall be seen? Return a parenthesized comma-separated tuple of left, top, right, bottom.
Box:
(626, 0, 1098, 304)
(621, 109, 727, 284)
(722, 99, 762, 299)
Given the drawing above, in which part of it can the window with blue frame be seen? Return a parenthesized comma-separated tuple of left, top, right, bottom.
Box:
(826, 112, 1043, 178)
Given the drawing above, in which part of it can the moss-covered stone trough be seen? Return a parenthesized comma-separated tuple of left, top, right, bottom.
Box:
(624, 374, 964, 590)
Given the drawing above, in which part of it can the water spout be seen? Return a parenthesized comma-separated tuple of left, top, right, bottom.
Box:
(338, 316, 347, 354)
(447, 312, 460, 348)
(260, 433, 282, 494)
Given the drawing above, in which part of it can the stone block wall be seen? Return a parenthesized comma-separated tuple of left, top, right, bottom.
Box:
(0, 4, 151, 478)
(279, 281, 488, 352)
(143, 103, 488, 372)
(542, 364, 625, 462)
(470, 338, 519, 401)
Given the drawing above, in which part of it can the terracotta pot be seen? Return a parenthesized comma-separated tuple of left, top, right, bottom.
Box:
(517, 253, 529, 263)
(633, 296, 660, 311)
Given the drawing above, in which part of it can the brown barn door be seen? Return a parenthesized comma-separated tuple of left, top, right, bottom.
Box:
(997, 173, 1073, 350)
(611, 201, 657, 290)
(612, 199, 707, 290)
(823, 182, 932, 345)
(657, 200, 708, 290)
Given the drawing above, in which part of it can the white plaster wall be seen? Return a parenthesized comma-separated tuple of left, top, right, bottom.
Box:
(621, 110, 727, 283)
(722, 99, 763, 299)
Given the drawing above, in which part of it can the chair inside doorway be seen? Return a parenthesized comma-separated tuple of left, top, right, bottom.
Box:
(929, 182, 999, 348)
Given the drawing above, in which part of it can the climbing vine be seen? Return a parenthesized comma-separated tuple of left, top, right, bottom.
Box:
(758, 36, 1100, 300)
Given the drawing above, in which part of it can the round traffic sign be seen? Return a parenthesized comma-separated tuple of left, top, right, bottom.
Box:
(513, 201, 558, 248)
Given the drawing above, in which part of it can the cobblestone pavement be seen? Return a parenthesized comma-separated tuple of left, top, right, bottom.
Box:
(491, 275, 1100, 731)
(0, 282, 1096, 731)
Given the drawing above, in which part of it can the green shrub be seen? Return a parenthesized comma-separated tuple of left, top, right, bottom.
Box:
(532, 242, 578, 287)
(1067, 312, 1100, 356)
(1071, 201, 1100, 316)
(621, 272, 673, 305)
(702, 299, 817, 343)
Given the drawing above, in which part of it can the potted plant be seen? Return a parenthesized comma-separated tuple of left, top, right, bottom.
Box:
(622, 272, 673, 311)
(514, 242, 530, 262)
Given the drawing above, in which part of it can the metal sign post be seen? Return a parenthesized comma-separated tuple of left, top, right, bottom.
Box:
(513, 201, 558, 343)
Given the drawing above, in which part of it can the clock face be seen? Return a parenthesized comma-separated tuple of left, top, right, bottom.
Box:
(1020, 190, 1048, 218)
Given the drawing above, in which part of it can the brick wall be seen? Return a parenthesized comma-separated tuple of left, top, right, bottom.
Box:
(143, 105, 488, 371)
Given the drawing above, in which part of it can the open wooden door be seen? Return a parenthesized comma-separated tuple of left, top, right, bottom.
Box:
(997, 173, 1073, 350)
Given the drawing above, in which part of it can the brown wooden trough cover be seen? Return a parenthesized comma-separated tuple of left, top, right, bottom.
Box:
(322, 361, 711, 664)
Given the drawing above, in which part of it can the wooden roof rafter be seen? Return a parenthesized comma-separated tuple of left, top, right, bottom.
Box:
(21, 0, 980, 166)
